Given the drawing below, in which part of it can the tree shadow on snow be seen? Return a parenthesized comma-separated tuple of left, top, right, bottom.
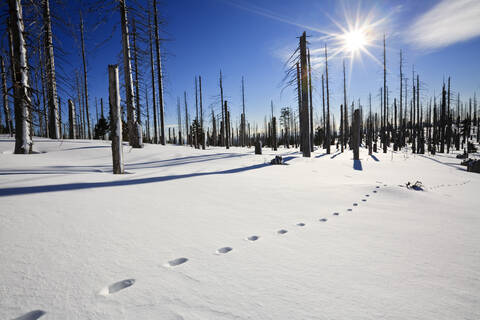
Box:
(370, 154, 379, 162)
(0, 157, 295, 197)
(353, 160, 363, 171)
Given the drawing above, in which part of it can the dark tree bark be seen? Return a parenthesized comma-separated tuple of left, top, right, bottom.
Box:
(109, 65, 124, 174)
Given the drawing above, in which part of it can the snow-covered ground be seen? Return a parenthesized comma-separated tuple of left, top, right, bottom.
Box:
(1, 135, 479, 320)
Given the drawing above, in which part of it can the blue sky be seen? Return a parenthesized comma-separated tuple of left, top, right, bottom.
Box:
(63, 0, 480, 130)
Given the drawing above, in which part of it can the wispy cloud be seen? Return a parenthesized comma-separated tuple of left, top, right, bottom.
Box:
(405, 0, 480, 50)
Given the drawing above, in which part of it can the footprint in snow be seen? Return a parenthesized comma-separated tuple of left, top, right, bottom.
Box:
(100, 279, 135, 295)
(13, 310, 46, 320)
(277, 229, 288, 234)
(167, 257, 188, 267)
(347, 209, 353, 212)
(319, 218, 328, 222)
(353, 203, 358, 206)
(247, 235, 259, 241)
(376, 186, 380, 188)
(366, 194, 370, 197)
(373, 190, 377, 193)
(333, 212, 339, 216)
(362, 199, 367, 202)
(216, 247, 233, 254)
(296, 222, 306, 227)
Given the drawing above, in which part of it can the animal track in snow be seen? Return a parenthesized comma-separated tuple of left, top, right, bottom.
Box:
(167, 257, 188, 267)
(376, 186, 380, 188)
(296, 222, 306, 227)
(347, 209, 353, 212)
(216, 247, 233, 254)
(277, 229, 288, 234)
(333, 212, 339, 216)
(100, 279, 135, 295)
(353, 203, 358, 206)
(362, 199, 367, 202)
(373, 190, 377, 193)
(366, 194, 370, 197)
(247, 235, 259, 241)
(319, 218, 328, 222)
(13, 310, 46, 320)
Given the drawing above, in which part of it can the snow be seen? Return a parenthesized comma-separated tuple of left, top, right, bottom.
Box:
(0, 136, 479, 319)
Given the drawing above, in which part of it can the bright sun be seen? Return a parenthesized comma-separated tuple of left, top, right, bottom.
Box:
(343, 29, 368, 53)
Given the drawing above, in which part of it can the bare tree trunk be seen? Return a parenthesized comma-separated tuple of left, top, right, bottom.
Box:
(296, 62, 302, 151)
(353, 109, 360, 160)
(399, 50, 403, 148)
(132, 18, 141, 124)
(152, 0, 165, 145)
(225, 100, 230, 149)
(1, 56, 13, 136)
(343, 60, 348, 150)
(219, 70, 225, 146)
(321, 73, 326, 149)
(199, 76, 205, 149)
(9, 0, 32, 154)
(308, 48, 314, 152)
(241, 76, 246, 147)
(68, 99, 76, 139)
(148, 11, 158, 143)
(109, 65, 124, 174)
(382, 34, 387, 153)
(43, 0, 60, 139)
(299, 32, 311, 157)
(194, 76, 199, 148)
(177, 97, 182, 144)
(119, 0, 142, 147)
(325, 44, 331, 154)
(184, 91, 188, 145)
(79, 13, 91, 139)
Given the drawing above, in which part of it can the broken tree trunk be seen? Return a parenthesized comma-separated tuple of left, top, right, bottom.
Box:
(68, 99, 76, 139)
(1, 56, 13, 136)
(109, 65, 124, 174)
(353, 109, 360, 160)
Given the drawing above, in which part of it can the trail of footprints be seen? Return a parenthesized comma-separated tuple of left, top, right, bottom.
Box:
(14, 184, 384, 318)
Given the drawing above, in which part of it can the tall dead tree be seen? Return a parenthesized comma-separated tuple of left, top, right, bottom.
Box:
(321, 73, 326, 149)
(307, 48, 314, 152)
(399, 50, 403, 148)
(224, 100, 229, 149)
(325, 44, 331, 154)
(199, 76, 205, 149)
(219, 70, 225, 146)
(343, 60, 348, 150)
(44, 0, 60, 139)
(177, 97, 182, 144)
(299, 32, 311, 157)
(9, 0, 32, 153)
(132, 18, 141, 124)
(194, 76, 199, 148)
(352, 109, 360, 160)
(1, 56, 13, 136)
(109, 65, 124, 174)
(184, 91, 188, 145)
(152, 0, 165, 144)
(241, 76, 246, 147)
(382, 34, 387, 153)
(148, 11, 158, 143)
(119, 0, 142, 147)
(79, 13, 91, 139)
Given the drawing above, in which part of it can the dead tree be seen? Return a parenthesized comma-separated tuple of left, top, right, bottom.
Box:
(241, 76, 246, 147)
(148, 11, 158, 143)
(325, 44, 331, 154)
(199, 76, 205, 149)
(307, 48, 314, 152)
(224, 100, 230, 149)
(109, 65, 124, 174)
(152, 0, 165, 144)
(79, 13, 91, 139)
(44, 0, 60, 139)
(184, 91, 188, 145)
(119, 0, 142, 147)
(353, 109, 360, 160)
(299, 32, 311, 157)
(382, 34, 387, 153)
(177, 97, 182, 144)
(9, 0, 32, 154)
(343, 60, 348, 150)
(219, 70, 225, 146)
(132, 19, 141, 124)
(1, 56, 13, 136)
(68, 99, 76, 139)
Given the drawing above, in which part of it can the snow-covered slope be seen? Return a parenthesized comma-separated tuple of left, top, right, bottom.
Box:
(1, 136, 479, 319)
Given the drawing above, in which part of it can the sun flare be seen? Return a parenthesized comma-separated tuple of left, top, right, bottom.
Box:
(343, 29, 368, 53)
